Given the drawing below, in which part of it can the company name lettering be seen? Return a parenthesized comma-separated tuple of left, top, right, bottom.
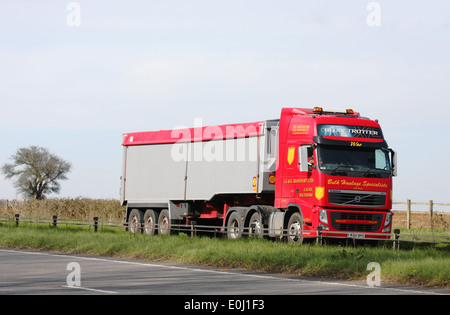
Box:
(317, 124, 383, 139)
(320, 127, 378, 137)
(328, 179, 388, 188)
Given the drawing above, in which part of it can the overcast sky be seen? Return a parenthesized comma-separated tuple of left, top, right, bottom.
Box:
(1, 1, 449, 206)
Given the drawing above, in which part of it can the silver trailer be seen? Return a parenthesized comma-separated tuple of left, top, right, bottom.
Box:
(121, 119, 279, 236)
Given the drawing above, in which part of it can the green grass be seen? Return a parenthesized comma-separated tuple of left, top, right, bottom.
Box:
(0, 223, 449, 288)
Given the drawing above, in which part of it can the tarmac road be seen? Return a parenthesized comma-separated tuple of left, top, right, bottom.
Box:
(0, 248, 448, 297)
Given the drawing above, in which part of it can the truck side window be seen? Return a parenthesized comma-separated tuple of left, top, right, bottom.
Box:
(299, 144, 313, 172)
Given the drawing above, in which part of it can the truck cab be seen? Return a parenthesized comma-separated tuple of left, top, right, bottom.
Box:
(275, 107, 397, 241)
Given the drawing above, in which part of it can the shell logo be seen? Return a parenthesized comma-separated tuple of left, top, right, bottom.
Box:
(268, 174, 276, 185)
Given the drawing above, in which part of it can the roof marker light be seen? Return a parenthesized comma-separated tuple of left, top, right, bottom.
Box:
(313, 107, 323, 114)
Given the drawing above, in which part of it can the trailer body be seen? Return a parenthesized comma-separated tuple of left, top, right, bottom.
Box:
(121, 108, 396, 242)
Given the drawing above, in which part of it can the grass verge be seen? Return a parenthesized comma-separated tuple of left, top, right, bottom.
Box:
(0, 223, 449, 288)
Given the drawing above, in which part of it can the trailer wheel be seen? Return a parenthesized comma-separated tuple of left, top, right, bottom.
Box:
(143, 210, 158, 236)
(227, 212, 243, 239)
(287, 212, 303, 244)
(158, 210, 171, 235)
(248, 212, 263, 237)
(128, 209, 143, 234)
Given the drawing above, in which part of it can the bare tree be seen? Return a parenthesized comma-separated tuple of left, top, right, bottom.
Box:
(1, 146, 72, 200)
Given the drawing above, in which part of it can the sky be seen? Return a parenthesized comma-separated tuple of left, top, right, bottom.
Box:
(0, 1, 449, 206)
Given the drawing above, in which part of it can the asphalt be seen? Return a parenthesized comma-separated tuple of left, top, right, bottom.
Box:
(0, 248, 448, 297)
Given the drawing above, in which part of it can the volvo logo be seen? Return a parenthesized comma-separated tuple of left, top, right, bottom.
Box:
(354, 196, 362, 203)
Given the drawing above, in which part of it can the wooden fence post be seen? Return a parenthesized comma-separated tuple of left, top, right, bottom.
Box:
(191, 221, 197, 237)
(316, 226, 323, 245)
(93, 217, 99, 232)
(393, 229, 401, 250)
(406, 199, 411, 229)
(429, 200, 433, 229)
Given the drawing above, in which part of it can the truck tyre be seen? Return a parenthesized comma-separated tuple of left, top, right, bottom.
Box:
(227, 212, 243, 239)
(158, 209, 171, 235)
(286, 212, 303, 244)
(248, 212, 263, 238)
(128, 209, 143, 234)
(143, 209, 158, 236)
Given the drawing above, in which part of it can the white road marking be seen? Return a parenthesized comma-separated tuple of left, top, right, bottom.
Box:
(62, 285, 118, 294)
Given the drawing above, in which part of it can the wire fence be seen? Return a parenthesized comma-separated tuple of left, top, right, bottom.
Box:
(1, 214, 449, 251)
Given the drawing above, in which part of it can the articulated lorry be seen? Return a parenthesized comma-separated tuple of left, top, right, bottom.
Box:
(120, 107, 397, 243)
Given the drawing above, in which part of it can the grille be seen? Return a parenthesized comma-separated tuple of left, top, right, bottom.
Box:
(339, 212, 377, 221)
(330, 212, 383, 232)
(329, 190, 386, 207)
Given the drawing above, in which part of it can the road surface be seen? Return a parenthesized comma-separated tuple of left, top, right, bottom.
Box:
(0, 248, 448, 298)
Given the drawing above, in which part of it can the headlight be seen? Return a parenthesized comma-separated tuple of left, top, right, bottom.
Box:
(384, 212, 392, 226)
(319, 209, 328, 224)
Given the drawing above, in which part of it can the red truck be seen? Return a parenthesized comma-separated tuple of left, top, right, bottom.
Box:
(121, 107, 397, 243)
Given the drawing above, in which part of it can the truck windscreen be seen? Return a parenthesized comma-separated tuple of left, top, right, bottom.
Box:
(317, 145, 391, 178)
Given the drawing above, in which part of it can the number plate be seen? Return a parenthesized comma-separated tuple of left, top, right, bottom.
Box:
(347, 233, 365, 238)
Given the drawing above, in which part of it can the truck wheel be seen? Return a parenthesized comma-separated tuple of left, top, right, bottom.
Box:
(227, 212, 243, 239)
(248, 212, 263, 237)
(287, 212, 303, 244)
(143, 210, 158, 235)
(158, 210, 171, 235)
(128, 209, 143, 234)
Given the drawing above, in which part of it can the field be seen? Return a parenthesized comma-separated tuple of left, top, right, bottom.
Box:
(0, 198, 125, 222)
(0, 198, 449, 288)
(392, 211, 449, 231)
(2, 198, 449, 232)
